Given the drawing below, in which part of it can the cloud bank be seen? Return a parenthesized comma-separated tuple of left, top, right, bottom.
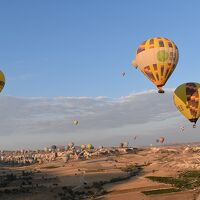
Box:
(0, 89, 200, 150)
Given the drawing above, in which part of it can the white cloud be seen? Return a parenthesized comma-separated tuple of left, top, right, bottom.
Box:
(0, 90, 200, 150)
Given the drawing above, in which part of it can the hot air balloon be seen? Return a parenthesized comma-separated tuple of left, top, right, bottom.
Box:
(173, 82, 200, 128)
(123, 142, 129, 147)
(159, 137, 165, 143)
(81, 144, 86, 150)
(51, 145, 57, 151)
(68, 142, 75, 148)
(0, 70, 5, 92)
(87, 144, 94, 149)
(132, 37, 179, 93)
(122, 72, 125, 77)
(119, 143, 124, 148)
(73, 120, 79, 125)
(44, 147, 48, 152)
(156, 139, 159, 143)
(180, 126, 185, 132)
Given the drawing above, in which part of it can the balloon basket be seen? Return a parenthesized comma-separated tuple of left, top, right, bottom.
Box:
(158, 89, 165, 94)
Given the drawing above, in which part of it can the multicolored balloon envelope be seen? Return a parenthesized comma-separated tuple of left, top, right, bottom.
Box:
(132, 37, 179, 93)
(0, 70, 5, 92)
(173, 82, 200, 128)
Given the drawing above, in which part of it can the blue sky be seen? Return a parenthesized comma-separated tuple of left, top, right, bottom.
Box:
(0, 0, 199, 97)
(0, 1, 200, 149)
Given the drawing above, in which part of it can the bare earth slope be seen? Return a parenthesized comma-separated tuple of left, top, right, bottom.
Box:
(1, 145, 200, 199)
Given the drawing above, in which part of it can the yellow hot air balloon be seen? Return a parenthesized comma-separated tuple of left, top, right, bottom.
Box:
(0, 70, 5, 92)
(173, 82, 200, 128)
(81, 144, 86, 149)
(132, 37, 179, 93)
(87, 144, 94, 149)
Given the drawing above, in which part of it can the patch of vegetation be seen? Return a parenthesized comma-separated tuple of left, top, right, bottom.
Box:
(144, 170, 200, 195)
(100, 164, 143, 184)
(146, 176, 187, 188)
(41, 165, 59, 169)
(62, 165, 143, 199)
(84, 165, 143, 198)
(142, 188, 181, 195)
(146, 176, 190, 188)
(6, 173, 17, 181)
(0, 173, 17, 188)
(179, 170, 200, 178)
(122, 164, 142, 176)
(22, 171, 33, 176)
(109, 176, 128, 183)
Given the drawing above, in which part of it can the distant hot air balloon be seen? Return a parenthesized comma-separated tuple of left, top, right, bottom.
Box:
(73, 120, 79, 125)
(87, 144, 94, 149)
(159, 137, 165, 143)
(180, 126, 185, 132)
(44, 147, 48, 152)
(132, 37, 179, 93)
(156, 139, 159, 143)
(0, 70, 5, 92)
(134, 136, 137, 140)
(68, 142, 74, 148)
(173, 82, 200, 128)
(123, 142, 129, 147)
(122, 72, 125, 77)
(81, 144, 86, 150)
(51, 145, 57, 151)
(119, 143, 124, 148)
